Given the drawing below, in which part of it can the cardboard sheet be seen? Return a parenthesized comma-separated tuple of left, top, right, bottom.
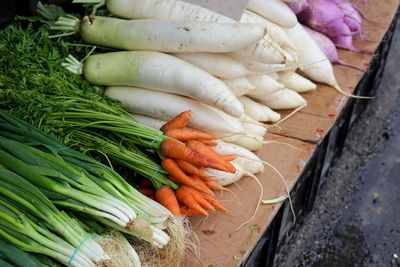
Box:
(183, 1, 400, 266)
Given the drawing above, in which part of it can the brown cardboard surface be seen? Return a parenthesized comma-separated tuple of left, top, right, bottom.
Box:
(184, 0, 249, 21)
(184, 134, 316, 267)
(184, 1, 399, 266)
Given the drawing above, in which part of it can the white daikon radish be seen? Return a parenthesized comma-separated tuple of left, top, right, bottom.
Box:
(84, 0, 289, 67)
(241, 10, 299, 65)
(97, 0, 235, 22)
(78, 51, 244, 117)
(278, 71, 316, 93)
(104, 87, 244, 134)
(240, 114, 268, 128)
(201, 161, 248, 186)
(268, 72, 280, 80)
(224, 77, 255, 96)
(246, 0, 298, 28)
(246, 74, 285, 97)
(239, 96, 281, 122)
(230, 53, 289, 73)
(131, 113, 166, 130)
(211, 140, 264, 174)
(73, 16, 266, 53)
(213, 132, 264, 151)
(252, 88, 307, 110)
(242, 122, 267, 137)
(173, 53, 252, 79)
(283, 23, 353, 96)
(242, 11, 297, 52)
(232, 37, 287, 65)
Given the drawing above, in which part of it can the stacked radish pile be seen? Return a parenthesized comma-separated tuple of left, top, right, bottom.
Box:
(54, 0, 354, 209)
(54, 0, 336, 154)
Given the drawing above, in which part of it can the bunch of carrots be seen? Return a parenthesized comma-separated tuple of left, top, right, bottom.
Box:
(138, 110, 237, 216)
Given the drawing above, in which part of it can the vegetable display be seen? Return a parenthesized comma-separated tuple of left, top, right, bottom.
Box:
(0, 0, 383, 265)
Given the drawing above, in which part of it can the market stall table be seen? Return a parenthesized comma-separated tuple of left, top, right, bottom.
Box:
(183, 1, 400, 266)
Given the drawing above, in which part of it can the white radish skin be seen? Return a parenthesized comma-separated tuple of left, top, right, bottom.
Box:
(246, 0, 298, 28)
(104, 87, 244, 134)
(242, 10, 297, 51)
(131, 113, 166, 130)
(104, 0, 286, 67)
(201, 161, 247, 186)
(278, 71, 317, 93)
(213, 132, 264, 151)
(239, 96, 281, 122)
(211, 140, 264, 174)
(232, 37, 286, 65)
(268, 72, 280, 80)
(241, 10, 299, 65)
(242, 122, 267, 137)
(80, 16, 266, 53)
(230, 53, 289, 74)
(283, 23, 341, 90)
(252, 88, 307, 110)
(246, 74, 285, 97)
(173, 53, 252, 79)
(224, 77, 255, 96)
(84, 51, 243, 117)
(105, 0, 234, 22)
(240, 114, 268, 128)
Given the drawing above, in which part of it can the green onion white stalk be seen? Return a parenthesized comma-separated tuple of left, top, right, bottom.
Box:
(0, 167, 109, 266)
(0, 109, 172, 248)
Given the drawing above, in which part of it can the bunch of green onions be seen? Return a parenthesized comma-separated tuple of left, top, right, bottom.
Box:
(0, 161, 109, 266)
(0, 109, 172, 248)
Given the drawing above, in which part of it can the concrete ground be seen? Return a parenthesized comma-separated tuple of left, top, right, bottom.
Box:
(276, 17, 400, 267)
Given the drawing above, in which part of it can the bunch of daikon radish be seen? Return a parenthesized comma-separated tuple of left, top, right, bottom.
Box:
(55, 0, 343, 186)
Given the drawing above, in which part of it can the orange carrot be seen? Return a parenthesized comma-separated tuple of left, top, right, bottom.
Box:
(155, 185, 181, 216)
(160, 110, 191, 132)
(191, 190, 214, 211)
(179, 204, 199, 216)
(139, 178, 154, 188)
(160, 139, 226, 171)
(164, 129, 218, 142)
(176, 185, 208, 216)
(176, 159, 214, 182)
(204, 180, 230, 192)
(186, 140, 236, 173)
(162, 158, 214, 195)
(191, 175, 215, 196)
(221, 154, 238, 162)
(207, 197, 228, 213)
(193, 139, 218, 146)
(138, 187, 156, 197)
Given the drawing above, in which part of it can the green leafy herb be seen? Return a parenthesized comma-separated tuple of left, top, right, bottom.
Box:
(0, 20, 177, 189)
